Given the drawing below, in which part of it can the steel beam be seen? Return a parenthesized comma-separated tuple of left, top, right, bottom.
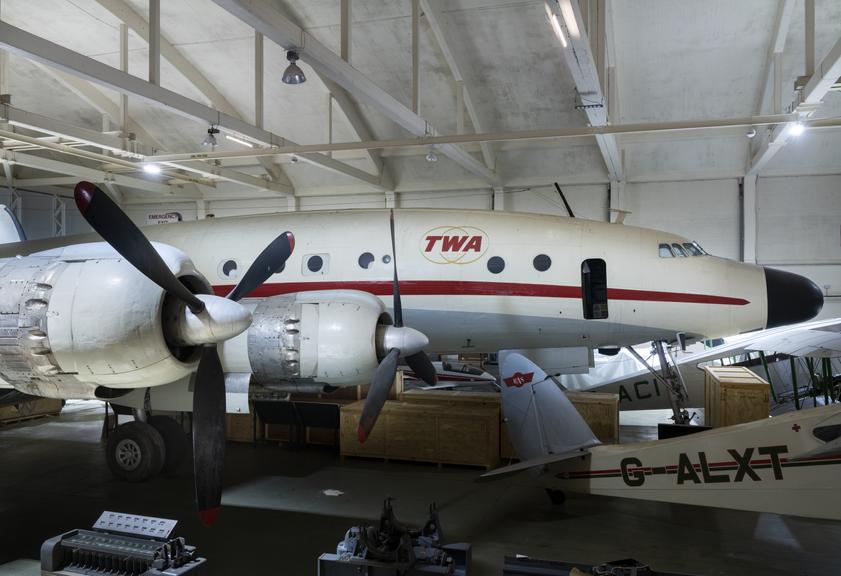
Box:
(148, 0, 160, 85)
(754, 0, 795, 115)
(212, 0, 500, 186)
(421, 0, 494, 169)
(0, 149, 183, 196)
(749, 33, 841, 174)
(51, 194, 66, 237)
(546, 0, 623, 181)
(0, 21, 379, 189)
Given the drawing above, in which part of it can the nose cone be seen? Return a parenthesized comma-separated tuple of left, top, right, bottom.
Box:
(764, 267, 823, 328)
(170, 294, 253, 346)
(380, 326, 429, 357)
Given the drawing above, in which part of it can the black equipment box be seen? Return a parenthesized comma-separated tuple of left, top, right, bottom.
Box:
(41, 511, 206, 575)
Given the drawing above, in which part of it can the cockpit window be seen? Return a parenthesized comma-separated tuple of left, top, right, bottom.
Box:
(692, 241, 707, 255)
(683, 243, 702, 256)
(813, 424, 841, 443)
(671, 243, 688, 257)
(659, 243, 674, 258)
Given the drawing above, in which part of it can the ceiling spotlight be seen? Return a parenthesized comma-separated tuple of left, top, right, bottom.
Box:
(142, 163, 161, 174)
(282, 51, 306, 85)
(789, 121, 805, 136)
(425, 145, 438, 163)
(202, 125, 220, 147)
(745, 127, 757, 139)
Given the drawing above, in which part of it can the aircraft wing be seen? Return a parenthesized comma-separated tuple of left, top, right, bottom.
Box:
(478, 447, 594, 481)
(744, 320, 841, 358)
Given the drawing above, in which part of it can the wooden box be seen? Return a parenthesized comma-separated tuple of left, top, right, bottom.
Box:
(225, 407, 263, 443)
(340, 399, 500, 469)
(0, 397, 62, 424)
(704, 366, 770, 427)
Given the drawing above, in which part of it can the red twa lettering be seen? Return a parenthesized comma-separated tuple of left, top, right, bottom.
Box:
(464, 236, 482, 251)
(441, 236, 468, 251)
(424, 236, 443, 251)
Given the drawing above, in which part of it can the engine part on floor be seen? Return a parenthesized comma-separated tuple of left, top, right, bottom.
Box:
(503, 555, 698, 576)
(318, 498, 471, 575)
(41, 511, 206, 575)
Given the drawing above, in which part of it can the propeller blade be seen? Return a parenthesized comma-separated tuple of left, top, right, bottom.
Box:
(389, 210, 403, 327)
(192, 346, 226, 527)
(74, 181, 206, 314)
(405, 351, 437, 386)
(358, 347, 400, 443)
(226, 231, 295, 301)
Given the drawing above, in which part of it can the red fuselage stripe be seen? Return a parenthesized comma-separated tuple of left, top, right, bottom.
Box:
(212, 280, 749, 306)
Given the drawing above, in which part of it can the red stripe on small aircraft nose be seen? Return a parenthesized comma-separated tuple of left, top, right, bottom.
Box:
(211, 280, 749, 305)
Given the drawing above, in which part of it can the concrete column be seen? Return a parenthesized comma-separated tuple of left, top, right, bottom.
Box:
(119, 23, 128, 131)
(195, 199, 207, 220)
(609, 179, 625, 222)
(385, 191, 396, 208)
(742, 174, 757, 264)
(411, 0, 419, 114)
(255, 32, 264, 129)
(341, 0, 351, 62)
(287, 195, 299, 212)
(148, 0, 160, 85)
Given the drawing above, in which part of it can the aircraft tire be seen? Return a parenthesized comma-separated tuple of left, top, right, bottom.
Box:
(149, 415, 188, 476)
(106, 421, 166, 482)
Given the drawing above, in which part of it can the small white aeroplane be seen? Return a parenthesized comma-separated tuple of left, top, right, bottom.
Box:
(485, 353, 841, 521)
(556, 317, 841, 410)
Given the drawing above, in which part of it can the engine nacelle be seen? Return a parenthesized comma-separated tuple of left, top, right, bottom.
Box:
(0, 242, 209, 398)
(220, 290, 387, 388)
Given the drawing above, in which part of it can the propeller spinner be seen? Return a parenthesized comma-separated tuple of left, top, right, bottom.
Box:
(357, 210, 436, 443)
(74, 181, 294, 526)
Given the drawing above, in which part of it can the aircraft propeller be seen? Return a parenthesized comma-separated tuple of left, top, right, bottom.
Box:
(74, 181, 294, 526)
(357, 210, 436, 443)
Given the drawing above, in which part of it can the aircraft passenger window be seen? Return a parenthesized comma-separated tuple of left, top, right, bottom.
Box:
(218, 258, 240, 279)
(383, 254, 392, 264)
(813, 424, 841, 443)
(358, 252, 375, 269)
(533, 254, 552, 272)
(671, 243, 688, 257)
(659, 243, 674, 258)
(683, 243, 702, 256)
(581, 258, 608, 319)
(303, 254, 329, 275)
(487, 256, 505, 274)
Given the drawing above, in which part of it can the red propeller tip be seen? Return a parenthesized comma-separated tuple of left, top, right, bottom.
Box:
(357, 424, 367, 444)
(286, 231, 295, 252)
(199, 507, 220, 527)
(73, 181, 97, 214)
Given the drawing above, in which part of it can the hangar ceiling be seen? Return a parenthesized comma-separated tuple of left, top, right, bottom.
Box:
(0, 0, 839, 204)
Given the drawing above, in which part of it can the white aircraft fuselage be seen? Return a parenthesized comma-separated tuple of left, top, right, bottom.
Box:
(0, 208, 822, 397)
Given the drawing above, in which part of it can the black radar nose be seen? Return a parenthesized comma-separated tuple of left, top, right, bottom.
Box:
(764, 267, 824, 328)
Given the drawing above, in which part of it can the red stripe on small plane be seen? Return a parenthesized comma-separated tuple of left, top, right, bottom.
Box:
(212, 280, 749, 305)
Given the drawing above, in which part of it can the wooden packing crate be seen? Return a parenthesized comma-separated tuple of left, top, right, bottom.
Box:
(340, 400, 500, 469)
(225, 406, 264, 443)
(0, 397, 62, 424)
(500, 391, 620, 460)
(264, 423, 338, 446)
(704, 366, 770, 427)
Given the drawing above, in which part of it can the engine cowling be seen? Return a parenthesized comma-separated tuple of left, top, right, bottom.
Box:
(0, 242, 210, 399)
(220, 290, 388, 389)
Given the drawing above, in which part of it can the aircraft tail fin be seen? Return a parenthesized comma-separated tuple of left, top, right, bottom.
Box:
(0, 205, 25, 244)
(499, 352, 600, 463)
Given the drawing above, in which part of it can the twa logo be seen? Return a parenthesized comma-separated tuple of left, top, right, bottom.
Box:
(421, 226, 488, 264)
(504, 372, 534, 388)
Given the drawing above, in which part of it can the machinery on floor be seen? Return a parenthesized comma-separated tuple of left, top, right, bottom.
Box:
(318, 498, 471, 575)
(41, 511, 206, 575)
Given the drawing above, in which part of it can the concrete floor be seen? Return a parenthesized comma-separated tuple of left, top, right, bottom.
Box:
(1, 402, 841, 575)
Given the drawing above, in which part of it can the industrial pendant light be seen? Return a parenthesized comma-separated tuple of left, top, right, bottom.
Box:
(282, 51, 306, 85)
(202, 125, 220, 147)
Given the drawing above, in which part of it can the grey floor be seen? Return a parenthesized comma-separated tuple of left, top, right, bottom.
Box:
(1, 401, 840, 575)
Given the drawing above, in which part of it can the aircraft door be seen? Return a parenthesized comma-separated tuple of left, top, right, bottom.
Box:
(581, 258, 608, 319)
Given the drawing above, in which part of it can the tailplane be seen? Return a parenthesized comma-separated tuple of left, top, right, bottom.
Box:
(0, 205, 25, 244)
(497, 352, 599, 463)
